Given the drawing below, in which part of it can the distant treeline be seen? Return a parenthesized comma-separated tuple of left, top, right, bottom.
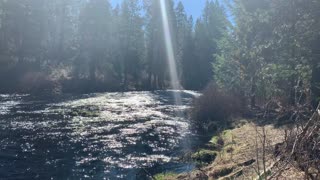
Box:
(0, 0, 319, 105)
(0, 0, 228, 93)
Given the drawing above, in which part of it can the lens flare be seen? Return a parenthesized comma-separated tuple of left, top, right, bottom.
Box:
(159, 0, 182, 106)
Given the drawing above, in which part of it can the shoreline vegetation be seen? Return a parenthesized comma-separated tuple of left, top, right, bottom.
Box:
(154, 118, 309, 180)
(1, 0, 320, 179)
(154, 121, 305, 180)
(152, 0, 320, 178)
(154, 84, 320, 179)
(154, 119, 288, 180)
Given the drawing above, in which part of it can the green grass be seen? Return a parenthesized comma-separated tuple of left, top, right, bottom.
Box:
(222, 130, 232, 138)
(191, 149, 218, 163)
(210, 135, 220, 144)
(154, 172, 178, 180)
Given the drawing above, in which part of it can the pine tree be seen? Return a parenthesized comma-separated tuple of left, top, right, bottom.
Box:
(119, 0, 145, 89)
(215, 0, 320, 106)
(144, 0, 177, 89)
(192, 0, 229, 89)
(78, 0, 112, 84)
(181, 16, 197, 89)
(175, 1, 190, 86)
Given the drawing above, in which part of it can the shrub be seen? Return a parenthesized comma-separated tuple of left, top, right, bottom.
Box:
(190, 83, 241, 132)
(191, 149, 217, 164)
(20, 72, 62, 95)
(208, 135, 225, 150)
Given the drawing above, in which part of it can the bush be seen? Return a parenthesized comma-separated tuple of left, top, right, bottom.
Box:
(191, 149, 217, 164)
(190, 83, 241, 131)
(19, 72, 62, 95)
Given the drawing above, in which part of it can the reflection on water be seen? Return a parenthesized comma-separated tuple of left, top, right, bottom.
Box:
(0, 91, 201, 179)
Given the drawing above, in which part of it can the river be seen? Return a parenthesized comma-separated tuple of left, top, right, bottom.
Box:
(0, 90, 202, 179)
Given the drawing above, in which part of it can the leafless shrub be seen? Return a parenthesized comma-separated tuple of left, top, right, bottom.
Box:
(190, 83, 242, 131)
(277, 103, 320, 179)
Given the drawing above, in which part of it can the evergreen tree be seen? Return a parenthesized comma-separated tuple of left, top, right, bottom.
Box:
(193, 0, 229, 89)
(144, 0, 176, 89)
(214, 0, 320, 106)
(181, 16, 197, 89)
(0, 0, 50, 90)
(175, 2, 189, 82)
(119, 0, 145, 89)
(77, 0, 112, 84)
(110, 4, 123, 85)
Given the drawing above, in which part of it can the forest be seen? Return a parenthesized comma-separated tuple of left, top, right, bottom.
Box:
(0, 0, 228, 93)
(1, 0, 318, 102)
(0, 0, 320, 179)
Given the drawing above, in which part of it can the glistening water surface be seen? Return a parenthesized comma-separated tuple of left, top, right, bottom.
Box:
(0, 91, 201, 179)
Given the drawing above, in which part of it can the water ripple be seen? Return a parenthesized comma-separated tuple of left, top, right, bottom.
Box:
(0, 91, 199, 179)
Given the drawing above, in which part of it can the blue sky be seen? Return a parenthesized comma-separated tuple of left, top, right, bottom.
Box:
(110, 0, 207, 20)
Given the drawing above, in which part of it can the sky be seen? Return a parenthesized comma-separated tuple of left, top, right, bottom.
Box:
(110, 0, 207, 20)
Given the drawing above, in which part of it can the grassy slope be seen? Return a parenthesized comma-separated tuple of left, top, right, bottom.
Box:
(155, 120, 305, 179)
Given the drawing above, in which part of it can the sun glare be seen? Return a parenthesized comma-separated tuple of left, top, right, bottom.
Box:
(159, 0, 182, 106)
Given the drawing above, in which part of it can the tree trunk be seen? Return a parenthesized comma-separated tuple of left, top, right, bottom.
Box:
(147, 72, 152, 90)
(250, 76, 257, 108)
(311, 61, 320, 107)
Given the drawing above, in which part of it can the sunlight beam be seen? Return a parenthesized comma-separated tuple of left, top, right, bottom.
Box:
(159, 0, 182, 106)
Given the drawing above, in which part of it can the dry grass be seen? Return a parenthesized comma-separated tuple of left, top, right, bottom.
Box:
(213, 123, 307, 179)
(175, 122, 306, 179)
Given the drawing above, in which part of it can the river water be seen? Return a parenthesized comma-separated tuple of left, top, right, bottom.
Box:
(0, 90, 202, 179)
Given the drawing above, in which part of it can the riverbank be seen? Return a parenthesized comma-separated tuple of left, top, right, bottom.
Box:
(155, 120, 306, 179)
